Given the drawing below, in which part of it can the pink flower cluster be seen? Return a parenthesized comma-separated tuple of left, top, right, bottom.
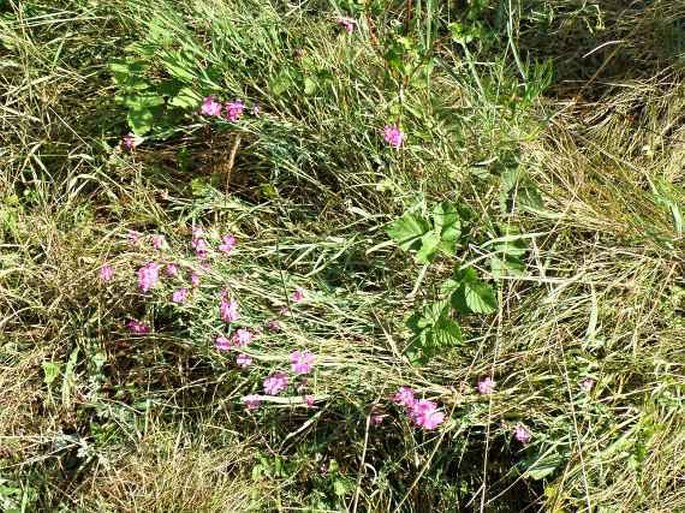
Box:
(137, 262, 160, 293)
(290, 350, 314, 374)
(336, 16, 356, 34)
(393, 387, 445, 430)
(200, 96, 254, 122)
(219, 292, 240, 323)
(383, 124, 405, 149)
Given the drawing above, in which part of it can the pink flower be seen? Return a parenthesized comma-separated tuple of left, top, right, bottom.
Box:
(220, 296, 239, 323)
(290, 350, 314, 375)
(279, 306, 290, 316)
(127, 230, 141, 246)
(410, 399, 445, 430)
(393, 386, 416, 409)
(242, 394, 262, 411)
(336, 16, 356, 34)
(122, 133, 143, 151)
(371, 414, 387, 426)
(218, 234, 236, 254)
(190, 272, 200, 287)
(292, 287, 305, 303)
(193, 237, 209, 260)
(215, 335, 232, 351)
(580, 378, 595, 393)
(266, 319, 281, 332)
(200, 96, 223, 117)
(191, 227, 208, 259)
(232, 328, 253, 347)
(304, 395, 315, 408)
(382, 124, 405, 149)
(99, 264, 114, 283)
(165, 263, 179, 277)
(127, 319, 150, 334)
(151, 234, 166, 250)
(225, 100, 244, 122)
(236, 353, 253, 368)
(514, 424, 532, 443)
(263, 371, 289, 395)
(171, 288, 189, 304)
(137, 262, 160, 293)
(477, 377, 496, 395)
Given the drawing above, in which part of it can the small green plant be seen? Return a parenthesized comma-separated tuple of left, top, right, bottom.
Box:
(387, 202, 508, 363)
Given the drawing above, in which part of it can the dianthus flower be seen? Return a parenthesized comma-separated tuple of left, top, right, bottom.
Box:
(137, 262, 160, 293)
(220, 296, 239, 323)
(382, 124, 405, 149)
(218, 234, 236, 254)
(127, 319, 150, 334)
(236, 353, 253, 368)
(242, 394, 262, 410)
(99, 264, 114, 283)
(393, 386, 416, 409)
(290, 350, 314, 374)
(232, 328, 253, 347)
(336, 16, 356, 34)
(200, 96, 223, 117)
(477, 376, 496, 395)
(263, 371, 289, 395)
(514, 424, 532, 443)
(171, 287, 189, 304)
(292, 287, 305, 303)
(215, 334, 232, 351)
(410, 399, 445, 430)
(225, 100, 244, 122)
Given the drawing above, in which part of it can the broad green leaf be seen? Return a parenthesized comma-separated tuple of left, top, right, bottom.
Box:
(386, 212, 430, 251)
(416, 231, 440, 263)
(432, 317, 463, 346)
(170, 87, 201, 109)
(42, 361, 60, 386)
(433, 202, 461, 255)
(526, 453, 563, 480)
(491, 255, 526, 278)
(451, 267, 498, 314)
(303, 76, 317, 95)
(465, 280, 497, 314)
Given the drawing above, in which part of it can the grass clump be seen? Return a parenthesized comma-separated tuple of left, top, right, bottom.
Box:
(1, 0, 683, 511)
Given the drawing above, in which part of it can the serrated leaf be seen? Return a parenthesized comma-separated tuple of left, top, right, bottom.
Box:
(416, 231, 440, 263)
(465, 280, 497, 314)
(491, 256, 526, 278)
(170, 87, 201, 109)
(432, 317, 463, 346)
(386, 212, 430, 251)
(451, 267, 498, 314)
(433, 202, 461, 241)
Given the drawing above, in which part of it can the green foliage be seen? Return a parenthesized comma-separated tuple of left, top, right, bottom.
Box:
(386, 202, 462, 263)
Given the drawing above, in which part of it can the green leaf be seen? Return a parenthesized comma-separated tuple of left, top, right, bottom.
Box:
(465, 280, 497, 314)
(42, 361, 60, 386)
(433, 202, 461, 256)
(491, 255, 526, 278)
(451, 267, 498, 314)
(303, 76, 317, 95)
(416, 231, 440, 263)
(526, 453, 563, 480)
(386, 212, 430, 251)
(170, 87, 201, 109)
(432, 317, 463, 346)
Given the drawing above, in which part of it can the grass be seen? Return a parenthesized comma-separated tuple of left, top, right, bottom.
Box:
(1, 0, 684, 511)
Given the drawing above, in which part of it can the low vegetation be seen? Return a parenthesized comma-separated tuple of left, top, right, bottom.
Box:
(1, 0, 683, 511)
